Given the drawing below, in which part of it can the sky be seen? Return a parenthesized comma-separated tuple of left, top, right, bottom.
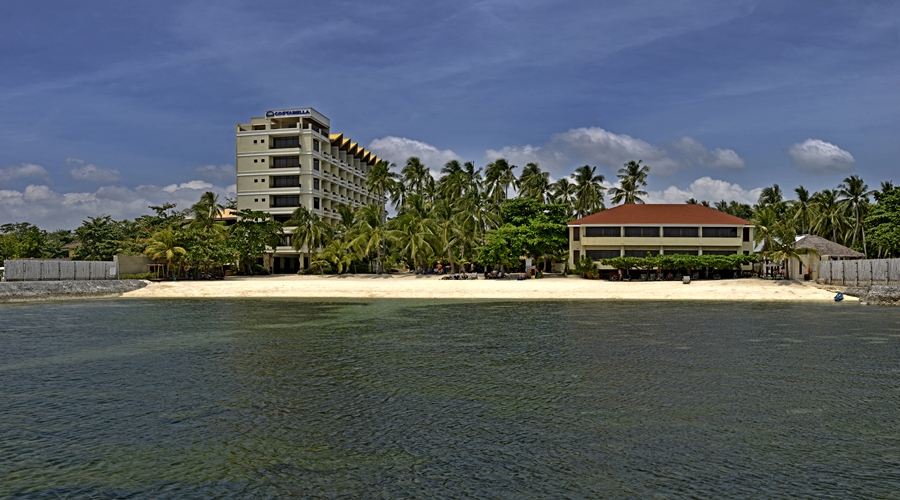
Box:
(1, 0, 898, 229)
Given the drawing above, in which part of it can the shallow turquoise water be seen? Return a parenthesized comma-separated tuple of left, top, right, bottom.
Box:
(1, 299, 899, 498)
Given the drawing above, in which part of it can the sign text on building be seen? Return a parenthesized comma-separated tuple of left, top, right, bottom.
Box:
(266, 109, 311, 118)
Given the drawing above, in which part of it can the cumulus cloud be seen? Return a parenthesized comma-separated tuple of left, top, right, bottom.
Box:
(368, 137, 461, 171)
(194, 164, 235, 180)
(669, 137, 745, 170)
(0, 163, 51, 185)
(67, 158, 122, 183)
(483, 127, 744, 177)
(0, 181, 236, 230)
(645, 177, 762, 205)
(786, 139, 855, 173)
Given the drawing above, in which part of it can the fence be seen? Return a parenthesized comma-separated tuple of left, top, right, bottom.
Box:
(2, 260, 118, 281)
(818, 259, 900, 286)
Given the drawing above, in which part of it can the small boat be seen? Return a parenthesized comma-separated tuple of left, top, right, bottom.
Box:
(834, 293, 844, 302)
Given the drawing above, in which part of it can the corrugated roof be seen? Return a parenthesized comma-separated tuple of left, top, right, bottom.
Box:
(568, 204, 751, 226)
(795, 234, 865, 258)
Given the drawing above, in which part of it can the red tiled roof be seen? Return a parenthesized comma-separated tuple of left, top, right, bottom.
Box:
(568, 204, 751, 226)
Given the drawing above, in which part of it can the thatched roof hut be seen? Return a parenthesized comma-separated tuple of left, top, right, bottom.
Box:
(795, 234, 865, 259)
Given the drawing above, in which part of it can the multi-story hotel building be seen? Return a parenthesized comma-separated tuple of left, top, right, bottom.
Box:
(236, 107, 384, 273)
(568, 204, 755, 277)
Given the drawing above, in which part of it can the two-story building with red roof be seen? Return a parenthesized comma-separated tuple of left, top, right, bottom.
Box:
(568, 204, 755, 277)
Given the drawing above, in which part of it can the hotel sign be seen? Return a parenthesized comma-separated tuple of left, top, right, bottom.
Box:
(266, 108, 311, 118)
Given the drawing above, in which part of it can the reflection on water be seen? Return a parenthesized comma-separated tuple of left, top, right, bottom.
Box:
(2, 299, 900, 497)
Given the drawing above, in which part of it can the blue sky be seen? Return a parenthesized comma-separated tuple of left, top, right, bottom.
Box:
(1, 0, 898, 228)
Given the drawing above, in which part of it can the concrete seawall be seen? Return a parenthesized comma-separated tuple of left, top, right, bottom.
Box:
(0, 280, 148, 303)
(834, 286, 900, 306)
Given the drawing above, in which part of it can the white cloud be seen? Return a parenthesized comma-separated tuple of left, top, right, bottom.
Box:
(194, 164, 235, 180)
(669, 137, 746, 170)
(368, 137, 461, 171)
(0, 181, 236, 230)
(67, 158, 122, 183)
(162, 180, 214, 193)
(0, 163, 51, 185)
(483, 127, 744, 177)
(786, 139, 855, 173)
(646, 177, 762, 205)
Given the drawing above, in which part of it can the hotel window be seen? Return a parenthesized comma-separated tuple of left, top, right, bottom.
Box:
(270, 195, 299, 207)
(663, 227, 699, 237)
(623, 227, 659, 237)
(703, 250, 737, 255)
(573, 250, 580, 262)
(585, 227, 621, 237)
(313, 197, 320, 209)
(272, 136, 299, 149)
(273, 156, 300, 168)
(572, 227, 580, 241)
(702, 227, 738, 238)
(271, 175, 300, 188)
(313, 139, 320, 152)
(313, 159, 320, 171)
(586, 249, 620, 260)
(313, 179, 320, 190)
(665, 250, 699, 255)
(624, 249, 659, 257)
(743, 227, 750, 242)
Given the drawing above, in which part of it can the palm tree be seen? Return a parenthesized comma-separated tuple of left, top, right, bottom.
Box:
(686, 198, 698, 204)
(438, 160, 467, 201)
(812, 189, 850, 244)
(394, 194, 437, 271)
(838, 174, 873, 254)
(144, 227, 187, 278)
(757, 184, 784, 210)
(401, 157, 433, 197)
(790, 186, 816, 235)
(609, 160, 649, 204)
(287, 206, 332, 270)
(518, 162, 550, 202)
(366, 160, 400, 208)
(768, 222, 820, 279)
(189, 191, 225, 227)
(462, 161, 482, 197)
(484, 158, 518, 201)
(572, 165, 606, 218)
(349, 204, 397, 274)
(880, 181, 894, 193)
(431, 198, 461, 273)
(316, 239, 353, 274)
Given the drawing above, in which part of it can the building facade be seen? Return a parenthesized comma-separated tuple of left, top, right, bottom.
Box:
(568, 204, 755, 276)
(236, 108, 384, 272)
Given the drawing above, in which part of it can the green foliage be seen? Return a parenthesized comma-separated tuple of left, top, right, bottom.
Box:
(0, 222, 47, 260)
(227, 209, 283, 274)
(600, 253, 758, 272)
(866, 187, 900, 257)
(74, 215, 128, 261)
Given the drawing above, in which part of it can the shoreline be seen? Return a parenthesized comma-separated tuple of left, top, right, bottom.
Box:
(0, 280, 148, 303)
(117, 274, 854, 302)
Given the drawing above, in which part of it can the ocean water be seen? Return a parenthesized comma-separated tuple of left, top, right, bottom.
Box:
(1, 299, 899, 498)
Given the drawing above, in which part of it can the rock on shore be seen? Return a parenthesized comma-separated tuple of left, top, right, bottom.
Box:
(0, 280, 148, 303)
(843, 286, 900, 306)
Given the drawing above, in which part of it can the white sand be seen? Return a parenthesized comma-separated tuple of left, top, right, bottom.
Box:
(122, 274, 851, 302)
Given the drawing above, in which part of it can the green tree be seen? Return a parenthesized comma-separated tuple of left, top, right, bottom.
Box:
(609, 160, 649, 205)
(519, 162, 550, 202)
(366, 160, 400, 208)
(287, 206, 332, 271)
(572, 165, 606, 217)
(349, 204, 398, 274)
(400, 157, 434, 198)
(144, 227, 187, 278)
(228, 209, 283, 274)
(865, 187, 900, 258)
(74, 215, 127, 261)
(838, 174, 873, 254)
(0, 222, 46, 260)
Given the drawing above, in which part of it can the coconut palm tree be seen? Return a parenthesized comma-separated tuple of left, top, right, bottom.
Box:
(790, 186, 816, 235)
(393, 195, 437, 271)
(287, 206, 332, 271)
(838, 174, 873, 254)
(316, 239, 353, 274)
(484, 158, 518, 201)
(812, 189, 850, 244)
(431, 198, 461, 273)
(438, 160, 468, 201)
(757, 184, 785, 211)
(572, 165, 606, 218)
(349, 204, 397, 274)
(518, 162, 551, 202)
(144, 227, 187, 278)
(768, 222, 820, 280)
(461, 161, 482, 197)
(189, 191, 225, 228)
(366, 160, 400, 209)
(400, 157, 433, 197)
(609, 160, 649, 204)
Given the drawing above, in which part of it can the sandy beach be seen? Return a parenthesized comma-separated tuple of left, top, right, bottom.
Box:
(122, 274, 850, 302)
